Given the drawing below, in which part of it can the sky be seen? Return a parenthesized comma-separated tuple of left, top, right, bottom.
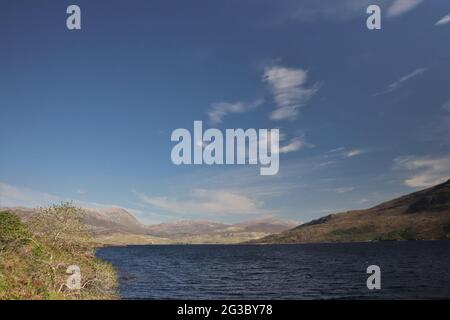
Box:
(1, 0, 450, 224)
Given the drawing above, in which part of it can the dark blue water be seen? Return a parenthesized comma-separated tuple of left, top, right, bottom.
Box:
(96, 241, 450, 299)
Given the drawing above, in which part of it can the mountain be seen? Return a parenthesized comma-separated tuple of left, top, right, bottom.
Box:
(230, 217, 299, 233)
(1, 206, 148, 236)
(146, 220, 229, 237)
(1, 206, 298, 245)
(145, 218, 299, 244)
(83, 207, 148, 235)
(251, 180, 450, 244)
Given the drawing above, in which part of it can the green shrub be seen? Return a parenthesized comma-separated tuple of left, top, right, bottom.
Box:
(0, 211, 29, 251)
(0, 204, 117, 300)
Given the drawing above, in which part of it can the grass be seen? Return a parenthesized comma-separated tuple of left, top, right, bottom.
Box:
(0, 203, 118, 300)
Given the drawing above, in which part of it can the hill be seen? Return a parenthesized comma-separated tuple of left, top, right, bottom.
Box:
(251, 180, 450, 244)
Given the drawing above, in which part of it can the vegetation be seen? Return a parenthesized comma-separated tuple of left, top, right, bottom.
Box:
(0, 203, 117, 300)
(374, 229, 418, 241)
(329, 224, 376, 238)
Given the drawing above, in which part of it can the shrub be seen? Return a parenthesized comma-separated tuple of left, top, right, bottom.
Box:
(0, 204, 117, 299)
(28, 202, 91, 252)
(0, 211, 29, 251)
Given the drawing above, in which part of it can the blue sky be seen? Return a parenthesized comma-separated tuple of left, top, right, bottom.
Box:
(1, 0, 450, 224)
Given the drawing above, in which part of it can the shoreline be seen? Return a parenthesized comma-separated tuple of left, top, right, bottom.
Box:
(95, 238, 449, 249)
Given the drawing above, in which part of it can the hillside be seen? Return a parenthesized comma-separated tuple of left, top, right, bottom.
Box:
(252, 180, 450, 244)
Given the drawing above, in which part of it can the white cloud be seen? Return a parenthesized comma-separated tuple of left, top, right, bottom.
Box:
(435, 13, 450, 26)
(76, 189, 87, 195)
(242, 131, 306, 157)
(387, 0, 423, 18)
(345, 149, 364, 158)
(263, 66, 320, 121)
(357, 198, 371, 204)
(328, 147, 365, 158)
(318, 160, 337, 167)
(376, 67, 428, 95)
(207, 100, 263, 124)
(387, 68, 428, 91)
(135, 189, 264, 216)
(329, 147, 346, 153)
(394, 155, 450, 188)
(321, 186, 355, 194)
(335, 187, 355, 194)
(279, 137, 305, 154)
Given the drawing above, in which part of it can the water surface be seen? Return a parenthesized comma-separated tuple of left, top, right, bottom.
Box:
(96, 241, 450, 299)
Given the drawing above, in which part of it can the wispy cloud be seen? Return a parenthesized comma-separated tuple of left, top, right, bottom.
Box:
(357, 198, 371, 205)
(0, 181, 141, 215)
(76, 189, 87, 195)
(207, 99, 263, 124)
(279, 137, 305, 154)
(386, 0, 423, 18)
(317, 160, 337, 167)
(272, 0, 391, 24)
(335, 187, 355, 194)
(394, 155, 450, 188)
(0, 182, 61, 208)
(328, 147, 346, 153)
(376, 67, 428, 95)
(322, 186, 355, 194)
(134, 188, 265, 216)
(278, 0, 422, 22)
(345, 149, 364, 158)
(236, 131, 307, 158)
(435, 14, 450, 26)
(328, 147, 365, 158)
(263, 65, 321, 121)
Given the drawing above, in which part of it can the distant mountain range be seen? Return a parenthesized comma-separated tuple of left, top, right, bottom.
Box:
(1, 206, 298, 245)
(4, 180, 450, 245)
(251, 180, 450, 244)
(144, 218, 299, 244)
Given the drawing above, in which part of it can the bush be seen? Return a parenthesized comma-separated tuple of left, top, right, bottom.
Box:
(0, 211, 29, 251)
(28, 202, 91, 252)
(0, 204, 117, 299)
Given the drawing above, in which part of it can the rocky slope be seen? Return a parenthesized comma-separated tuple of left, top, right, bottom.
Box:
(251, 180, 450, 244)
